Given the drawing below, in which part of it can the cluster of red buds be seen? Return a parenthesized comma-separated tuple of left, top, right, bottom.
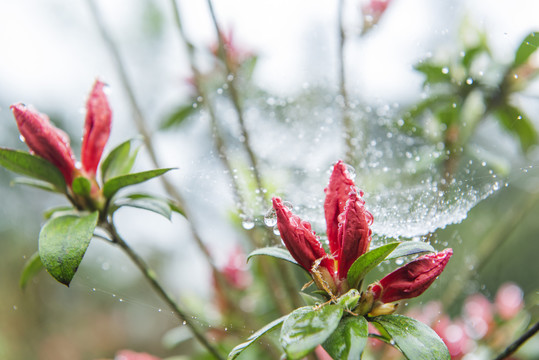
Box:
(273, 160, 452, 315)
(10, 80, 112, 211)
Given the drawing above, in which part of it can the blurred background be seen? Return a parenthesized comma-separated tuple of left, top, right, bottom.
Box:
(0, 0, 538, 359)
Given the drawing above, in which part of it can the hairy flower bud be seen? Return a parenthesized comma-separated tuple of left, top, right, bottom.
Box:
(273, 197, 333, 274)
(82, 80, 111, 176)
(371, 248, 453, 303)
(337, 192, 373, 279)
(324, 160, 357, 257)
(11, 103, 76, 184)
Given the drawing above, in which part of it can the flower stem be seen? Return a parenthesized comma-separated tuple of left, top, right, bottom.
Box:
(105, 221, 225, 360)
(338, 0, 354, 165)
(493, 320, 539, 360)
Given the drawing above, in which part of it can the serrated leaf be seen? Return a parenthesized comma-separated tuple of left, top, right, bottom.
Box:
(100, 138, 142, 183)
(323, 316, 368, 360)
(71, 176, 91, 196)
(371, 315, 450, 360)
(347, 242, 400, 289)
(385, 241, 435, 260)
(19, 252, 43, 289)
(228, 315, 288, 360)
(113, 194, 172, 220)
(280, 305, 343, 359)
(11, 177, 58, 192)
(0, 148, 66, 193)
(495, 105, 537, 152)
(160, 103, 198, 130)
(103, 168, 175, 199)
(514, 32, 539, 67)
(38, 212, 98, 286)
(247, 247, 299, 267)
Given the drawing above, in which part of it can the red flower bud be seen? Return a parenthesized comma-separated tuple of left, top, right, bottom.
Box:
(11, 103, 76, 184)
(371, 248, 453, 303)
(337, 191, 373, 279)
(116, 350, 161, 360)
(273, 197, 333, 274)
(324, 160, 357, 257)
(81, 80, 111, 176)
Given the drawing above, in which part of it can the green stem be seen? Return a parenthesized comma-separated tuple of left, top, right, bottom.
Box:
(105, 221, 225, 360)
(493, 320, 539, 360)
(338, 0, 354, 165)
(206, 0, 268, 204)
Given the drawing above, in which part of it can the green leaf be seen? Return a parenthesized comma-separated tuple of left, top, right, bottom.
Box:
(38, 212, 99, 286)
(160, 103, 198, 130)
(0, 148, 66, 193)
(514, 32, 539, 67)
(495, 105, 537, 152)
(71, 176, 91, 196)
(385, 241, 435, 260)
(113, 194, 173, 220)
(100, 138, 142, 183)
(280, 305, 344, 359)
(19, 252, 43, 289)
(11, 177, 58, 192)
(347, 242, 400, 289)
(414, 63, 452, 85)
(371, 315, 450, 360)
(336, 289, 361, 310)
(103, 168, 175, 199)
(323, 316, 368, 360)
(247, 246, 299, 267)
(228, 315, 288, 360)
(43, 206, 77, 219)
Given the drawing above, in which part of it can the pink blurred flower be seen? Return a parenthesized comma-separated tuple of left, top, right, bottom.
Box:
(463, 293, 494, 339)
(495, 282, 524, 320)
(222, 246, 252, 290)
(115, 350, 161, 360)
(433, 316, 472, 359)
(361, 0, 393, 31)
(314, 345, 333, 360)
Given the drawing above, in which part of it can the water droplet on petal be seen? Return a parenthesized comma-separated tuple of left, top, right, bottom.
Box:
(264, 207, 277, 227)
(242, 218, 255, 230)
(344, 163, 356, 180)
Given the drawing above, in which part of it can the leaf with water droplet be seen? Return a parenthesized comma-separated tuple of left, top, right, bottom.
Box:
(280, 305, 343, 359)
(347, 242, 400, 289)
(228, 314, 288, 359)
(38, 212, 98, 286)
(370, 315, 450, 360)
(19, 252, 43, 289)
(322, 315, 368, 360)
(513, 32, 539, 67)
(494, 105, 537, 152)
(385, 241, 435, 260)
(247, 246, 300, 268)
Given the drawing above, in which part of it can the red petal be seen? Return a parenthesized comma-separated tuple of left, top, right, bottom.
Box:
(273, 197, 333, 273)
(11, 103, 76, 184)
(81, 79, 112, 176)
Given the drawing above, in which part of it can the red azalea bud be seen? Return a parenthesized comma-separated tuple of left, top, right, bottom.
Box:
(337, 191, 373, 279)
(324, 160, 357, 257)
(372, 248, 453, 303)
(11, 103, 76, 184)
(81, 79, 111, 176)
(273, 197, 333, 274)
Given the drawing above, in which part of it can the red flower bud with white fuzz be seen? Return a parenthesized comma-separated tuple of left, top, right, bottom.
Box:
(371, 248, 453, 303)
(337, 191, 373, 279)
(11, 103, 76, 185)
(324, 160, 357, 257)
(273, 197, 334, 274)
(81, 80, 111, 176)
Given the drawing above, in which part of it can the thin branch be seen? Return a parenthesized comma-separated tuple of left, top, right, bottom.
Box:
(206, 0, 268, 205)
(338, 0, 355, 165)
(493, 320, 539, 360)
(104, 221, 225, 360)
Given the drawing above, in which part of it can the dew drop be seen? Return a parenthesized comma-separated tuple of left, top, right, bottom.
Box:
(101, 262, 110, 271)
(182, 321, 187, 325)
(466, 78, 473, 85)
(441, 67, 449, 74)
(241, 218, 255, 230)
(92, 288, 96, 292)
(19, 135, 26, 143)
(344, 163, 356, 179)
(395, 258, 404, 265)
(264, 207, 277, 227)
(216, 88, 223, 95)
(274, 226, 281, 236)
